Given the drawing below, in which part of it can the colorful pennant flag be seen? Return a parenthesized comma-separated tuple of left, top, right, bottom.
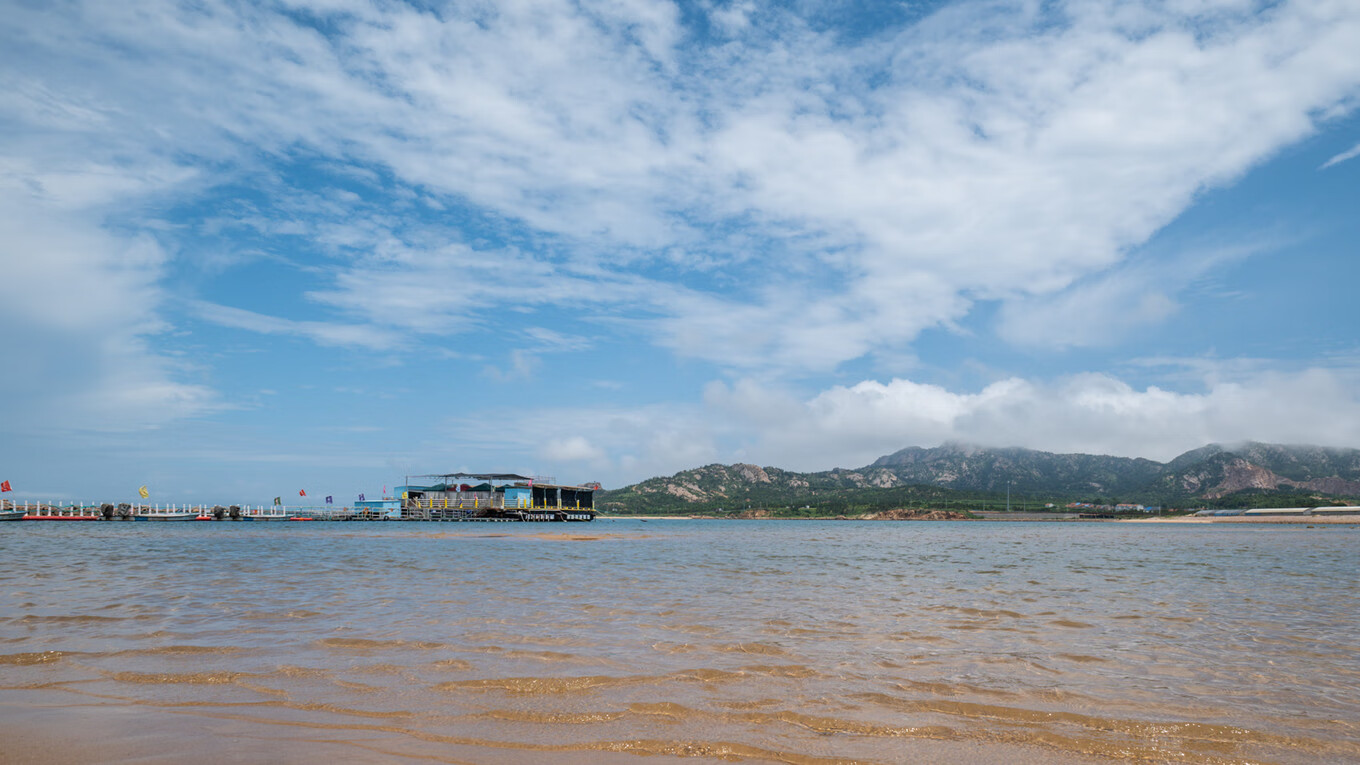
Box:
(299, 489, 307, 497)
(1, 480, 11, 493)
(358, 493, 365, 502)
(325, 495, 333, 504)
(273, 496, 282, 506)
(138, 485, 149, 499)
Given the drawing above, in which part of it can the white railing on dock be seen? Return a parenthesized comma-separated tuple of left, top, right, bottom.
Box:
(409, 496, 529, 510)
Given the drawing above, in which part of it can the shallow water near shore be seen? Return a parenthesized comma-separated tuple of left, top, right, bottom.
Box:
(2, 520, 1357, 764)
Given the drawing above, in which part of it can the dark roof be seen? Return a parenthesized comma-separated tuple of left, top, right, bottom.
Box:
(413, 473, 532, 482)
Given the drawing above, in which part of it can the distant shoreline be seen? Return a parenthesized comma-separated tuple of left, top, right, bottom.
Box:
(601, 514, 1360, 524)
(1119, 515, 1360, 524)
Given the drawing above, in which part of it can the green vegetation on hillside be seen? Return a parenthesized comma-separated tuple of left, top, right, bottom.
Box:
(600, 482, 1042, 517)
(1199, 489, 1346, 509)
(596, 442, 1360, 515)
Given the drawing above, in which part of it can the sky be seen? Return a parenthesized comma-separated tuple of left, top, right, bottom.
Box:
(2, 0, 1360, 505)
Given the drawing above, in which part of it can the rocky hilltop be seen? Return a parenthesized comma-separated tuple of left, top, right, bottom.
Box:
(598, 442, 1360, 513)
(1152, 443, 1360, 499)
(868, 442, 1163, 495)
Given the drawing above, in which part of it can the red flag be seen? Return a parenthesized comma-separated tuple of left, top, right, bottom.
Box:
(0, 480, 10, 492)
(299, 489, 307, 497)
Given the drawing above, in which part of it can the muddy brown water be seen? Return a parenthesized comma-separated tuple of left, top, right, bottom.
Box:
(2, 520, 1357, 763)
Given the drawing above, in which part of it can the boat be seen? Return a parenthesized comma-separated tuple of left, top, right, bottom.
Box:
(1, 508, 27, 521)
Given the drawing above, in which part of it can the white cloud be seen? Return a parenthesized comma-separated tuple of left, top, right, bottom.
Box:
(1320, 140, 1360, 169)
(683, 0, 1360, 358)
(436, 402, 720, 486)
(5, 0, 1360, 450)
(482, 349, 542, 382)
(189, 301, 402, 350)
(304, 242, 650, 335)
(469, 366, 1360, 486)
(707, 1, 757, 36)
(7, 0, 1358, 373)
(522, 327, 593, 353)
(0, 186, 218, 434)
(540, 435, 608, 464)
(997, 240, 1263, 348)
(701, 369, 1360, 472)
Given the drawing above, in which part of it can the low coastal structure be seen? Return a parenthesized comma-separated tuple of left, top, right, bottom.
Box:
(1194, 506, 1360, 517)
(353, 497, 403, 519)
(397, 473, 596, 521)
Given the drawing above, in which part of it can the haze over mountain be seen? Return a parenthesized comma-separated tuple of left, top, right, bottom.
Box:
(599, 442, 1360, 513)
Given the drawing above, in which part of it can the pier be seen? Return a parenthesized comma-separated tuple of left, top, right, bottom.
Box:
(0, 500, 594, 522)
(0, 471, 597, 523)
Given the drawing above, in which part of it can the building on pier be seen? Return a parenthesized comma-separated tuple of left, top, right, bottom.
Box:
(353, 497, 403, 519)
(396, 472, 596, 521)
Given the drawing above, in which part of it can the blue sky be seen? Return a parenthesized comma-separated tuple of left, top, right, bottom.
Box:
(3, 0, 1360, 504)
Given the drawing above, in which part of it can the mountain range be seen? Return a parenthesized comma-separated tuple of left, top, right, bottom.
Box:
(597, 442, 1360, 514)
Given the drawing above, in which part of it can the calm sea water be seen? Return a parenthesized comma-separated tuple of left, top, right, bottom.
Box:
(2, 520, 1358, 764)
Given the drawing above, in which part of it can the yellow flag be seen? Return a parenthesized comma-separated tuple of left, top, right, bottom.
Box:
(138, 485, 149, 499)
